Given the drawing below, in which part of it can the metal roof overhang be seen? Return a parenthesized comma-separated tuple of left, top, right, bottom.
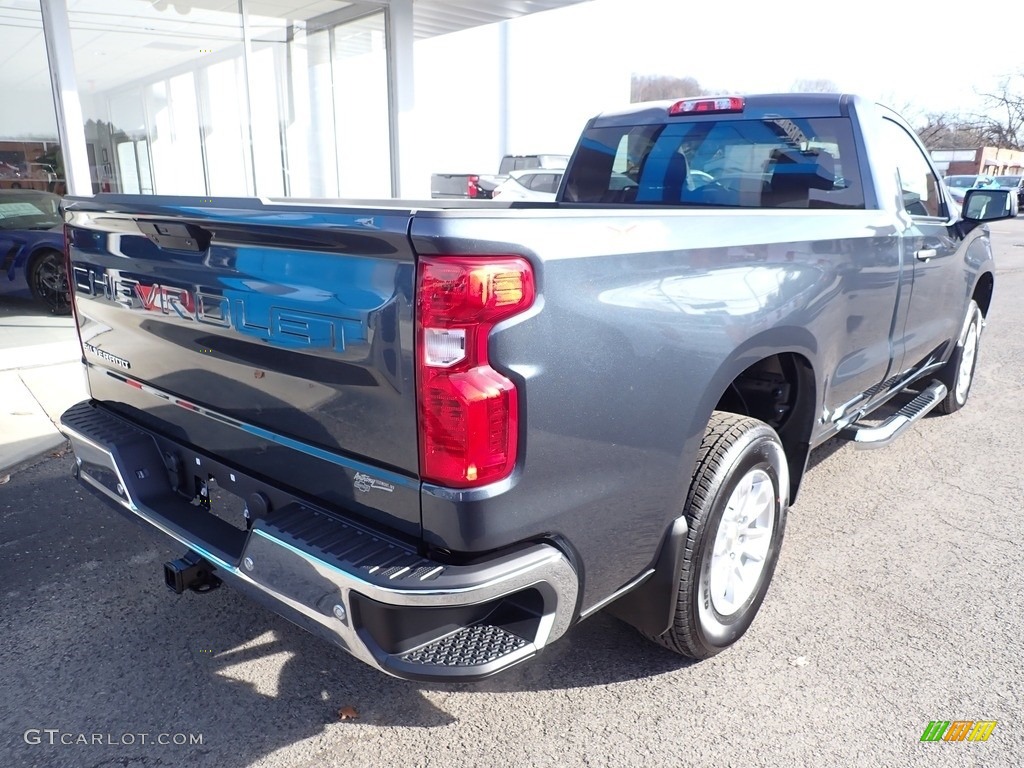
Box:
(409, 0, 588, 38)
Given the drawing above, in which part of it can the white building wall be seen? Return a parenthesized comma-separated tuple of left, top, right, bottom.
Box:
(504, 4, 630, 158)
(400, 4, 631, 199)
(400, 24, 504, 198)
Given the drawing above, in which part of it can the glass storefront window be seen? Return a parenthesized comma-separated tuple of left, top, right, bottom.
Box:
(0, 1, 63, 195)
(69, 0, 247, 195)
(201, 57, 250, 196)
(333, 13, 390, 198)
(66, 0, 391, 199)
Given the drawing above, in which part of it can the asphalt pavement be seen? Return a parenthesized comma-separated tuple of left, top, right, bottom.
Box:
(2, 220, 1023, 767)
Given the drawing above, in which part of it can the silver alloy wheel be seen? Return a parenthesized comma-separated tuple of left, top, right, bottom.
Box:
(709, 468, 776, 616)
(955, 316, 980, 404)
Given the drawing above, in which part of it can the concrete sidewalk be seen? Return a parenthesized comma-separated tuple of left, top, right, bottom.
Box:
(0, 303, 87, 475)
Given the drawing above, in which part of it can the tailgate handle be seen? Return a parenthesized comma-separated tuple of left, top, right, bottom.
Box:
(137, 220, 212, 253)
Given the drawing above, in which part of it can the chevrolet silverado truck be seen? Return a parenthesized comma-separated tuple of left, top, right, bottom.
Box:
(58, 94, 1017, 682)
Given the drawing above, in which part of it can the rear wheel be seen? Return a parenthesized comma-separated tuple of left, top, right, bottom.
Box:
(29, 249, 71, 315)
(644, 412, 788, 659)
(935, 300, 982, 415)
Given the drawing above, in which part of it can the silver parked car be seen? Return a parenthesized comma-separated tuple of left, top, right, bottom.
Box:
(944, 174, 994, 206)
(491, 168, 564, 201)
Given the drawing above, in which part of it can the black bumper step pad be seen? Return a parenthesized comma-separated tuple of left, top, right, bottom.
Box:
(399, 624, 529, 667)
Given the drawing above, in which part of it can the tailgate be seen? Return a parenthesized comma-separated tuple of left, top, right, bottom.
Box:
(430, 174, 470, 199)
(64, 196, 421, 537)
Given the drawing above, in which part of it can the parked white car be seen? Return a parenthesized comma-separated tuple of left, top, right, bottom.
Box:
(492, 169, 564, 201)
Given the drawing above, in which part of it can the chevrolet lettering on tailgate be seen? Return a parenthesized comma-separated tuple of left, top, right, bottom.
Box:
(72, 264, 365, 352)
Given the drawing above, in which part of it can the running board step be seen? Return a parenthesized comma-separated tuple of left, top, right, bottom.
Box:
(840, 380, 947, 449)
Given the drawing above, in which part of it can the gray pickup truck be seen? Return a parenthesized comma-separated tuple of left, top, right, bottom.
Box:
(59, 94, 1017, 682)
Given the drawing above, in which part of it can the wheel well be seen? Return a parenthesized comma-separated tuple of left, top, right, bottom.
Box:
(28, 247, 61, 269)
(713, 353, 816, 502)
(973, 272, 994, 317)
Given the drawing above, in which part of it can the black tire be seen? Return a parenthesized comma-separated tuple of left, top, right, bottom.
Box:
(644, 411, 788, 659)
(28, 249, 71, 315)
(935, 300, 982, 415)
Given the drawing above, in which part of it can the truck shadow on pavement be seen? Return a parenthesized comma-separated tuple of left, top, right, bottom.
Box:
(2, 456, 696, 768)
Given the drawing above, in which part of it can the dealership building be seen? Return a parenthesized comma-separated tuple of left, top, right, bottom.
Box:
(0, 0, 615, 199)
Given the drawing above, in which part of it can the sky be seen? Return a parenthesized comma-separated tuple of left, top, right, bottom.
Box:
(586, 0, 1020, 118)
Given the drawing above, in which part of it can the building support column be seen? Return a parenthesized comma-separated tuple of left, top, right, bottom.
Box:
(497, 20, 509, 158)
(39, 0, 92, 196)
(385, 0, 413, 198)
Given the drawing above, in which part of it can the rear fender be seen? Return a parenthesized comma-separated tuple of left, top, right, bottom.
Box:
(685, 327, 820, 504)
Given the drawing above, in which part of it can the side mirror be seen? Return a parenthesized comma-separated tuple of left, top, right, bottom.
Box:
(962, 187, 1019, 222)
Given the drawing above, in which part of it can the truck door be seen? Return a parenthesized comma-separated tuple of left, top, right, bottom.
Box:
(879, 118, 963, 376)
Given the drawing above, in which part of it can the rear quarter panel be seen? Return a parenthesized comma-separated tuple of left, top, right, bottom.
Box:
(412, 206, 901, 611)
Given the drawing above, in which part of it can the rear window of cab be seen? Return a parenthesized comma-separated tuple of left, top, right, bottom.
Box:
(563, 116, 865, 209)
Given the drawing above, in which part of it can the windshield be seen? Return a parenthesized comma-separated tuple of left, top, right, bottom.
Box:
(995, 176, 1021, 186)
(0, 192, 61, 231)
(944, 176, 977, 188)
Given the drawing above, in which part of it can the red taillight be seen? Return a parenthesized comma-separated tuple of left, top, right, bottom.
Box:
(668, 96, 745, 116)
(467, 175, 480, 199)
(416, 256, 535, 488)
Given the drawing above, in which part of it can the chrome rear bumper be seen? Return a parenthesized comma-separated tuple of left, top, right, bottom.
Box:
(61, 400, 579, 681)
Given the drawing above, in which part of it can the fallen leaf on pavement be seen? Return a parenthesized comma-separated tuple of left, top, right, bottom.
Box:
(337, 705, 359, 721)
(0, 475, 9, 485)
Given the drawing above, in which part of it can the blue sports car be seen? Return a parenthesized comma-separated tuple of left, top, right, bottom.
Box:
(0, 189, 69, 314)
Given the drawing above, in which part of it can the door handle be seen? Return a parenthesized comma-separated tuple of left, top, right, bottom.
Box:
(915, 248, 937, 262)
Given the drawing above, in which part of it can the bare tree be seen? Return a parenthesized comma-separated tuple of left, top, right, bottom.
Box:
(791, 78, 840, 93)
(916, 113, 989, 150)
(974, 73, 1024, 150)
(630, 74, 710, 103)
(876, 92, 928, 126)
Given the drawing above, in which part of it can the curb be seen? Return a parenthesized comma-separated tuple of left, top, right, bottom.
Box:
(0, 435, 71, 481)
(0, 362, 86, 476)
(0, 340, 81, 372)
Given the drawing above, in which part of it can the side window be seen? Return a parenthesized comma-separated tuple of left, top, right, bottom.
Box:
(526, 174, 547, 191)
(880, 119, 942, 218)
(533, 173, 558, 193)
